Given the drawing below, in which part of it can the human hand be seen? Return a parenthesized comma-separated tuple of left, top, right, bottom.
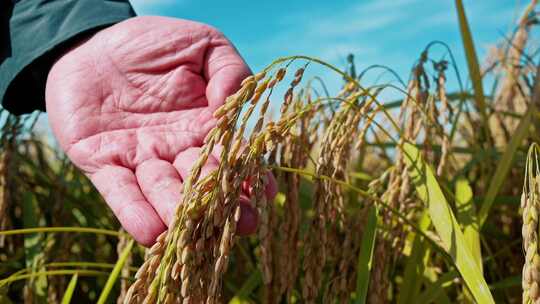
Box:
(45, 16, 276, 246)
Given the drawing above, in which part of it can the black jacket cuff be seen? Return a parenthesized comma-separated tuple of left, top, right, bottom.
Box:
(0, 0, 136, 114)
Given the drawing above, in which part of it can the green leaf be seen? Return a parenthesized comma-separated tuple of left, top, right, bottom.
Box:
(230, 270, 262, 302)
(96, 239, 134, 304)
(455, 177, 482, 271)
(61, 273, 78, 304)
(398, 211, 431, 304)
(454, 0, 489, 136)
(354, 205, 378, 304)
(489, 275, 521, 290)
(478, 109, 532, 226)
(228, 298, 245, 304)
(417, 271, 459, 304)
(455, 177, 481, 303)
(402, 142, 494, 304)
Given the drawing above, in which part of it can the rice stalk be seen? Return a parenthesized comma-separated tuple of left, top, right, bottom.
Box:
(117, 229, 134, 304)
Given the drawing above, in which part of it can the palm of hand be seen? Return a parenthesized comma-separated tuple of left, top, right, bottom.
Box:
(45, 16, 257, 245)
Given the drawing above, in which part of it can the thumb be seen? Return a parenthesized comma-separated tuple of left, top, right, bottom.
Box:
(204, 35, 252, 109)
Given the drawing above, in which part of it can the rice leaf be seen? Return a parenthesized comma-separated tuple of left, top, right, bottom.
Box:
(455, 177, 481, 303)
(478, 109, 532, 226)
(354, 205, 378, 304)
(417, 270, 459, 304)
(489, 275, 521, 290)
(434, 292, 453, 304)
(454, 0, 489, 135)
(96, 239, 134, 304)
(61, 273, 78, 304)
(455, 177, 482, 271)
(228, 297, 246, 304)
(231, 270, 261, 302)
(398, 211, 431, 304)
(402, 142, 494, 304)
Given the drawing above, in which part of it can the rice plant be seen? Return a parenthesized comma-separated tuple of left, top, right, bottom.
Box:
(1, 1, 540, 303)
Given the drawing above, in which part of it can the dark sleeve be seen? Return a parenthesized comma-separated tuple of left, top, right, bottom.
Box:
(0, 0, 136, 115)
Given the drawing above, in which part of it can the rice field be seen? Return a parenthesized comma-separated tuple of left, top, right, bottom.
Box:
(1, 1, 540, 303)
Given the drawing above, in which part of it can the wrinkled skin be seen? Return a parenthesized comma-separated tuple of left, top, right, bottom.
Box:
(45, 16, 276, 246)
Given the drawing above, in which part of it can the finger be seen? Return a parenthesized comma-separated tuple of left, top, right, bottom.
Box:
(237, 196, 258, 236)
(204, 35, 252, 109)
(173, 147, 258, 235)
(136, 159, 184, 226)
(173, 147, 220, 179)
(242, 172, 278, 201)
(90, 165, 166, 246)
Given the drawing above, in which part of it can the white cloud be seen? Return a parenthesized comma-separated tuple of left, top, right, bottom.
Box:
(418, 1, 527, 30)
(246, 0, 418, 65)
(280, 0, 418, 38)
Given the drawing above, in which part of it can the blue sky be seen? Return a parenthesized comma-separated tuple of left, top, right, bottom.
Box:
(32, 0, 537, 146)
(129, 0, 534, 94)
